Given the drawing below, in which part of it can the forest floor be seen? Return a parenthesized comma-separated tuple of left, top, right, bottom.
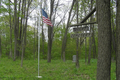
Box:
(0, 58, 116, 80)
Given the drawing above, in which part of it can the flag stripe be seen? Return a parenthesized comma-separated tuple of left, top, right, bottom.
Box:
(42, 9, 53, 27)
(42, 16, 53, 26)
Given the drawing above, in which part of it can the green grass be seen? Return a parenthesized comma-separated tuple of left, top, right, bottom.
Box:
(0, 58, 116, 80)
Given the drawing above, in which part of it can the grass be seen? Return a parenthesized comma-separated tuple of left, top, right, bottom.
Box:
(0, 58, 116, 80)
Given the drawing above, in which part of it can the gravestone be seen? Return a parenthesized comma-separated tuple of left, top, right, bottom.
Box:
(73, 55, 76, 62)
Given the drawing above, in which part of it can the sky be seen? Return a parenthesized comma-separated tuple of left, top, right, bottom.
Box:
(28, 0, 72, 26)
(27, 0, 72, 41)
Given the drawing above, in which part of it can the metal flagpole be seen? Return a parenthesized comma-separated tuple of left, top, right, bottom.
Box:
(37, 0, 42, 78)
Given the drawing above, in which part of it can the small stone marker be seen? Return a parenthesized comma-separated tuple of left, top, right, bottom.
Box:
(73, 55, 76, 62)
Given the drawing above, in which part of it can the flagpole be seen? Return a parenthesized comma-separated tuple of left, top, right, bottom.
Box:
(37, 0, 42, 78)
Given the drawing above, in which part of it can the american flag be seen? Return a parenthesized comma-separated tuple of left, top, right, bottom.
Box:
(42, 9, 53, 27)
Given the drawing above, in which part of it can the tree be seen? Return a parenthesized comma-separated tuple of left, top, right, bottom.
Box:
(47, 0, 53, 62)
(0, 34, 1, 58)
(61, 0, 76, 62)
(41, 1, 45, 57)
(116, 0, 120, 79)
(96, 0, 111, 80)
(8, 0, 13, 59)
(13, 0, 17, 61)
(111, 0, 116, 60)
(0, 0, 1, 58)
(76, 0, 79, 68)
(88, 0, 94, 64)
(82, 0, 88, 63)
(21, 0, 33, 67)
(92, 25, 97, 59)
(47, 0, 56, 62)
(47, 0, 67, 62)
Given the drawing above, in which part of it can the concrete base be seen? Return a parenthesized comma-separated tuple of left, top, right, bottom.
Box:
(36, 76, 42, 78)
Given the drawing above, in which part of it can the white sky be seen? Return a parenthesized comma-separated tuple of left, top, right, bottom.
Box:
(28, 0, 72, 26)
(27, 0, 72, 41)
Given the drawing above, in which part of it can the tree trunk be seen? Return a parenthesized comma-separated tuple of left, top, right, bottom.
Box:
(42, 29, 45, 57)
(85, 36, 87, 63)
(47, 0, 60, 62)
(76, 0, 79, 68)
(8, 0, 13, 58)
(21, 0, 26, 66)
(47, 0, 54, 63)
(88, 0, 93, 64)
(21, 37, 24, 67)
(76, 38, 79, 68)
(9, 27, 12, 58)
(88, 32, 92, 64)
(61, 0, 76, 61)
(96, 0, 111, 80)
(36, 17, 38, 58)
(16, 0, 21, 58)
(33, 23, 35, 60)
(111, 0, 116, 60)
(92, 25, 96, 58)
(116, 0, 120, 79)
(83, 1, 87, 63)
(21, 0, 32, 66)
(40, 2, 45, 58)
(0, 35, 1, 58)
(23, 0, 27, 57)
(13, 0, 17, 61)
(19, 0, 24, 59)
(0, 0, 2, 58)
(47, 25, 52, 62)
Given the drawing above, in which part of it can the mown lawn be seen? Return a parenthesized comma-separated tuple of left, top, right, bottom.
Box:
(0, 58, 116, 80)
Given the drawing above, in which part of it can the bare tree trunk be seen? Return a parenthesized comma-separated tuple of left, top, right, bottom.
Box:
(23, 0, 27, 57)
(0, 35, 1, 58)
(61, 0, 76, 62)
(47, 0, 60, 62)
(92, 25, 96, 58)
(76, 37, 80, 68)
(16, 0, 21, 58)
(9, 24, 12, 58)
(0, 0, 2, 58)
(21, 0, 26, 67)
(33, 23, 36, 60)
(116, 0, 120, 79)
(47, 24, 52, 62)
(19, 0, 24, 59)
(96, 0, 111, 80)
(21, 37, 24, 67)
(88, 31, 92, 64)
(40, 1, 45, 58)
(47, 25, 52, 62)
(47, 0, 54, 63)
(83, 1, 87, 63)
(76, 0, 79, 68)
(42, 28, 45, 56)
(46, 0, 67, 62)
(13, 0, 17, 61)
(85, 36, 87, 63)
(36, 17, 38, 58)
(21, 0, 32, 67)
(88, 0, 93, 64)
(111, 0, 116, 60)
(8, 0, 13, 58)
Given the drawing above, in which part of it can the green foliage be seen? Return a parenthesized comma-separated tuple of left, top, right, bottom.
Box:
(0, 15, 99, 60)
